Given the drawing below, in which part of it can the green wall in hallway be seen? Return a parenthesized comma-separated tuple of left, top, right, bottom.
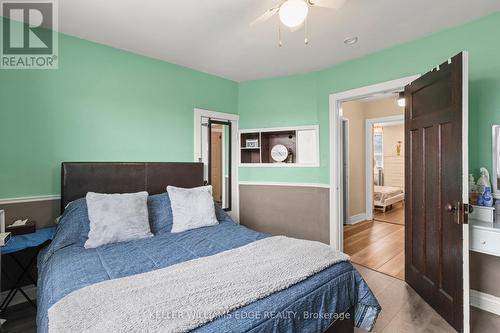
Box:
(0, 20, 238, 198)
(238, 12, 500, 184)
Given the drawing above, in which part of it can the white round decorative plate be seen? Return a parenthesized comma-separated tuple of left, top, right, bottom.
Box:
(270, 144, 288, 162)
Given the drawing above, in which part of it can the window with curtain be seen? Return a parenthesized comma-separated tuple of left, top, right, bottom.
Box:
(373, 127, 383, 169)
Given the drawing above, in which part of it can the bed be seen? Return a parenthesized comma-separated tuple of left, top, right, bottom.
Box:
(373, 185, 404, 212)
(37, 162, 380, 333)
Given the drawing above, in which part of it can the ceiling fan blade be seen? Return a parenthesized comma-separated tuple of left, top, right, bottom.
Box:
(308, 0, 346, 9)
(250, 7, 280, 26)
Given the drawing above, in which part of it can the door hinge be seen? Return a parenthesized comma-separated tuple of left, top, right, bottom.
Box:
(463, 203, 473, 225)
(446, 201, 471, 225)
(464, 203, 474, 215)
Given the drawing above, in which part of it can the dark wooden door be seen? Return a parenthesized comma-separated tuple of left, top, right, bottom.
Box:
(405, 52, 469, 332)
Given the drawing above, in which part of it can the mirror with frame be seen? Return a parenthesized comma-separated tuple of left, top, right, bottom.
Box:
(200, 117, 232, 211)
(492, 125, 500, 199)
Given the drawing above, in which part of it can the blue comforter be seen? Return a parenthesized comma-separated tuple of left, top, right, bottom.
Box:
(37, 193, 380, 333)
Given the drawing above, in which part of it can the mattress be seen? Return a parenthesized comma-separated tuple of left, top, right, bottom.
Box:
(374, 185, 403, 204)
(37, 194, 380, 333)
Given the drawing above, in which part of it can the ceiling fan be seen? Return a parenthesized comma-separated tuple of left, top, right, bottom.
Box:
(250, 0, 347, 46)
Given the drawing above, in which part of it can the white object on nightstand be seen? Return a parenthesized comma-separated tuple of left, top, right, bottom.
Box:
(0, 210, 10, 246)
(0, 232, 11, 247)
(0, 209, 5, 233)
(10, 219, 28, 227)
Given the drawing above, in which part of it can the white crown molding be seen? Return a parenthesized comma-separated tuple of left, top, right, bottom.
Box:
(239, 181, 330, 188)
(239, 125, 318, 133)
(470, 289, 500, 316)
(194, 108, 239, 122)
(0, 195, 60, 205)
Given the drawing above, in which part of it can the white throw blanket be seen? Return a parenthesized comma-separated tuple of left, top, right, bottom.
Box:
(48, 236, 350, 333)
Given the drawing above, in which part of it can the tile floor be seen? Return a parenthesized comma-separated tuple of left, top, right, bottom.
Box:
(354, 264, 500, 332)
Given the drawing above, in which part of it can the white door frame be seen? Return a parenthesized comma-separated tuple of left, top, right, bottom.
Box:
(221, 126, 227, 209)
(365, 115, 404, 221)
(328, 75, 420, 251)
(194, 108, 240, 222)
(341, 118, 349, 226)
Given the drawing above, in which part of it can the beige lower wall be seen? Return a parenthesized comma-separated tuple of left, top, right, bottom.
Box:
(470, 251, 500, 297)
(0, 198, 60, 229)
(239, 184, 329, 244)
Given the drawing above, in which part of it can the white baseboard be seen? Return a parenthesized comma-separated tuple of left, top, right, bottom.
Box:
(348, 213, 367, 225)
(1, 284, 36, 307)
(470, 289, 500, 316)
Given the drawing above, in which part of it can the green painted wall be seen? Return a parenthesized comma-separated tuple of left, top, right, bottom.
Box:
(238, 12, 500, 184)
(238, 72, 322, 183)
(0, 21, 238, 198)
(2, 13, 500, 197)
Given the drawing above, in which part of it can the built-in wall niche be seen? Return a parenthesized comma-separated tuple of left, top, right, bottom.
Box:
(239, 125, 319, 167)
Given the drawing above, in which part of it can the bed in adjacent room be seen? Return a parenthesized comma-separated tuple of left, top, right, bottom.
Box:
(37, 162, 380, 333)
(373, 185, 404, 212)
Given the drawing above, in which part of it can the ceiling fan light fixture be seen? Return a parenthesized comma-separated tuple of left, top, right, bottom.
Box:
(397, 92, 406, 107)
(279, 0, 309, 28)
(343, 36, 358, 45)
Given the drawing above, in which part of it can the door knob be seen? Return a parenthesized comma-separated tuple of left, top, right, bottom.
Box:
(446, 203, 457, 212)
(446, 201, 461, 224)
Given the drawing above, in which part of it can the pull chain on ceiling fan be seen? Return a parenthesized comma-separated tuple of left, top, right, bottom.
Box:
(251, 0, 347, 46)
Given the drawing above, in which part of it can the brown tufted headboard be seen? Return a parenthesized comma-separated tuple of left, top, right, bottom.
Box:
(60, 162, 204, 213)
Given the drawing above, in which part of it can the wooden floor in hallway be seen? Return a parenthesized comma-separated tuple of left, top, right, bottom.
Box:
(344, 220, 404, 280)
(373, 204, 405, 225)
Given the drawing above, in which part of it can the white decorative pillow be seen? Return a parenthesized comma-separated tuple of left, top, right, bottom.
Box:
(167, 185, 219, 233)
(85, 191, 153, 249)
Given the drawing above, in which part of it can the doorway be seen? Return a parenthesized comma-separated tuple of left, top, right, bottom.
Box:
(369, 116, 405, 227)
(341, 94, 405, 280)
(330, 53, 470, 332)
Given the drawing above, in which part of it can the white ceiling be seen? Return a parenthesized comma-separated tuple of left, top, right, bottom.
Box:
(56, 0, 500, 82)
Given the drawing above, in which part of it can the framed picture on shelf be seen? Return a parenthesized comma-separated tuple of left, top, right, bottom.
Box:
(245, 139, 259, 148)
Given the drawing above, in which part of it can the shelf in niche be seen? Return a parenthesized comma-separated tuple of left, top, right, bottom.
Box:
(239, 125, 319, 167)
(261, 130, 296, 164)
